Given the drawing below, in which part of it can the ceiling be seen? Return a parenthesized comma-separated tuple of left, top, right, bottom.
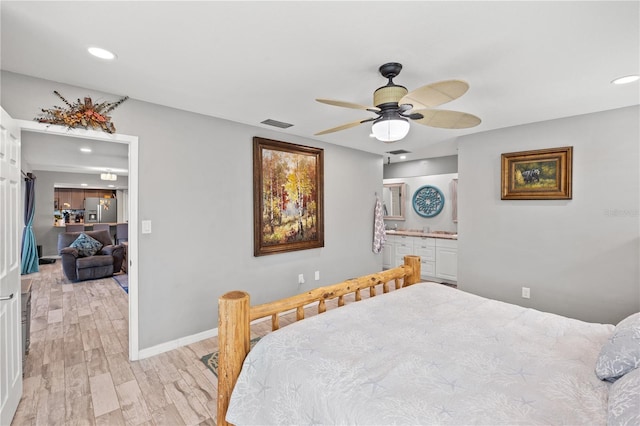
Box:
(21, 131, 129, 189)
(2, 1, 639, 166)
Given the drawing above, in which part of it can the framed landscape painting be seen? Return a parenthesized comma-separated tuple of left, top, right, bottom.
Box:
(253, 137, 324, 256)
(501, 146, 573, 200)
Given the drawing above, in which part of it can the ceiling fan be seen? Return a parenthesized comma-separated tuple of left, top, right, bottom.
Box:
(315, 62, 481, 142)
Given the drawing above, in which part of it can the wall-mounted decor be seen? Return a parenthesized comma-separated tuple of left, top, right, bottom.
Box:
(412, 185, 445, 218)
(253, 137, 324, 256)
(35, 90, 128, 134)
(501, 146, 573, 200)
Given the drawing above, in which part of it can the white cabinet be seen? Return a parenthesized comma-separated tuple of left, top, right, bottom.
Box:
(385, 234, 457, 283)
(394, 235, 414, 268)
(414, 237, 436, 279)
(382, 235, 396, 269)
(435, 239, 458, 282)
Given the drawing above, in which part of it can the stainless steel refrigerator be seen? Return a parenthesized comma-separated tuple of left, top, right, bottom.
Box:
(84, 198, 117, 223)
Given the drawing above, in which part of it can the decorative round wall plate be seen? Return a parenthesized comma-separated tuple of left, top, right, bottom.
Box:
(412, 185, 445, 217)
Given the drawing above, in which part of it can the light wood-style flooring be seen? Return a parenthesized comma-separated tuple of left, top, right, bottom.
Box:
(12, 262, 229, 426)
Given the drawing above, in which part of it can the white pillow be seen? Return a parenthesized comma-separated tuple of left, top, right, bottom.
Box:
(596, 312, 640, 381)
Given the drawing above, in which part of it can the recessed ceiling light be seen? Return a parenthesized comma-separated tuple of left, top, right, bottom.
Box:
(80, 183, 88, 187)
(107, 185, 115, 188)
(400, 155, 407, 160)
(88, 46, 116, 60)
(80, 147, 92, 153)
(611, 75, 639, 85)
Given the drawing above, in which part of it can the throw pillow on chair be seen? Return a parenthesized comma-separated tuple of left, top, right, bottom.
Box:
(69, 233, 103, 257)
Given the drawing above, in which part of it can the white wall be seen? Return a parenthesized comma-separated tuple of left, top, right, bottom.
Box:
(2, 71, 384, 351)
(384, 155, 457, 179)
(384, 173, 458, 234)
(458, 106, 639, 324)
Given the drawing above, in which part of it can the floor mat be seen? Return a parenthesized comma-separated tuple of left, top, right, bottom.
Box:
(201, 337, 261, 377)
(112, 273, 128, 293)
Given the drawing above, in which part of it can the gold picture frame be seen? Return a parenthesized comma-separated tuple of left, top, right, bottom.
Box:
(253, 137, 324, 256)
(501, 146, 573, 200)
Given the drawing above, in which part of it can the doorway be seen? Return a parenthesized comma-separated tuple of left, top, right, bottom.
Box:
(17, 119, 140, 360)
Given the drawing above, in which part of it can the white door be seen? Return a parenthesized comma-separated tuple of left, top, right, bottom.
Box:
(0, 107, 23, 425)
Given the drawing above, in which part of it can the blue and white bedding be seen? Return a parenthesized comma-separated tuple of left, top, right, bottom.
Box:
(226, 283, 615, 425)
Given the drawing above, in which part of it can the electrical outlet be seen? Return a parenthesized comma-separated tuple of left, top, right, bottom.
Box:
(298, 274, 305, 284)
(315, 270, 320, 280)
(522, 287, 530, 299)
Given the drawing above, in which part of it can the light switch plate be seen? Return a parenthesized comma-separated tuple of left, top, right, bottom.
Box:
(141, 220, 152, 234)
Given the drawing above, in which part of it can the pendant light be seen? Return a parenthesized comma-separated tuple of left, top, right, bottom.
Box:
(100, 171, 117, 181)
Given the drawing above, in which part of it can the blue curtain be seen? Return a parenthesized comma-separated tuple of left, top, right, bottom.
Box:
(21, 174, 39, 274)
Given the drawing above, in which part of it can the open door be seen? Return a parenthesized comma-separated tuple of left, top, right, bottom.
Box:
(17, 118, 140, 361)
(0, 107, 23, 424)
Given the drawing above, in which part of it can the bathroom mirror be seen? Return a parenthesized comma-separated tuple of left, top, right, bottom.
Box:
(382, 183, 406, 220)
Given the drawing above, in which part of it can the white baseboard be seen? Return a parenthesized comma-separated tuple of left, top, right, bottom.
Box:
(137, 327, 219, 360)
(136, 303, 318, 360)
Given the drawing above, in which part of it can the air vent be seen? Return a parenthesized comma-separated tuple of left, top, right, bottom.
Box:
(261, 119, 293, 129)
(386, 149, 411, 155)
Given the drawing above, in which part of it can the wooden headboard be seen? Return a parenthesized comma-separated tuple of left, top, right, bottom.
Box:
(216, 255, 421, 425)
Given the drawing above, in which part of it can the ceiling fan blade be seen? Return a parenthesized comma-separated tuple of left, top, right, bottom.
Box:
(400, 80, 469, 110)
(316, 98, 379, 112)
(412, 109, 481, 129)
(314, 118, 373, 136)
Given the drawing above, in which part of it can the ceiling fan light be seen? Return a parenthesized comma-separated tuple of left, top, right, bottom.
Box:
(371, 117, 410, 142)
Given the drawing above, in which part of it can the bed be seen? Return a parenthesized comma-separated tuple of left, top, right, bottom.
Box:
(217, 255, 640, 425)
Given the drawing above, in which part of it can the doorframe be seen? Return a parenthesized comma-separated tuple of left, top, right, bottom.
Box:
(16, 120, 141, 360)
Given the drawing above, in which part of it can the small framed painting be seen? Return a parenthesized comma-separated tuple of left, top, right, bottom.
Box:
(253, 137, 324, 256)
(501, 146, 573, 200)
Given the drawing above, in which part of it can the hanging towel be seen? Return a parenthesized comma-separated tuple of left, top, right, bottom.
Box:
(372, 196, 387, 254)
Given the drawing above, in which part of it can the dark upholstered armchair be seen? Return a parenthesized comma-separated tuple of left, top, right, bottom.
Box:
(58, 230, 125, 282)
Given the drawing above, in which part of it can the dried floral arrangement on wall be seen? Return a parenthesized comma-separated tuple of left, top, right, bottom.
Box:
(35, 90, 128, 133)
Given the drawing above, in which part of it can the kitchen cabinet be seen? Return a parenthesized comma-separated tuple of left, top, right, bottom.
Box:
(55, 189, 115, 211)
(70, 190, 85, 209)
(85, 189, 114, 199)
(55, 188, 85, 209)
(55, 188, 71, 209)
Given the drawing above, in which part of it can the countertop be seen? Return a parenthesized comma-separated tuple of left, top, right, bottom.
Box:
(386, 230, 458, 240)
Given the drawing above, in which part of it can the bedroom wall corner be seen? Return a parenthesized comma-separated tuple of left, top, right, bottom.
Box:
(457, 105, 639, 325)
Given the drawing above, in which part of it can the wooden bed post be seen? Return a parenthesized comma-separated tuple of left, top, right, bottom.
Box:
(217, 291, 250, 426)
(403, 255, 421, 286)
